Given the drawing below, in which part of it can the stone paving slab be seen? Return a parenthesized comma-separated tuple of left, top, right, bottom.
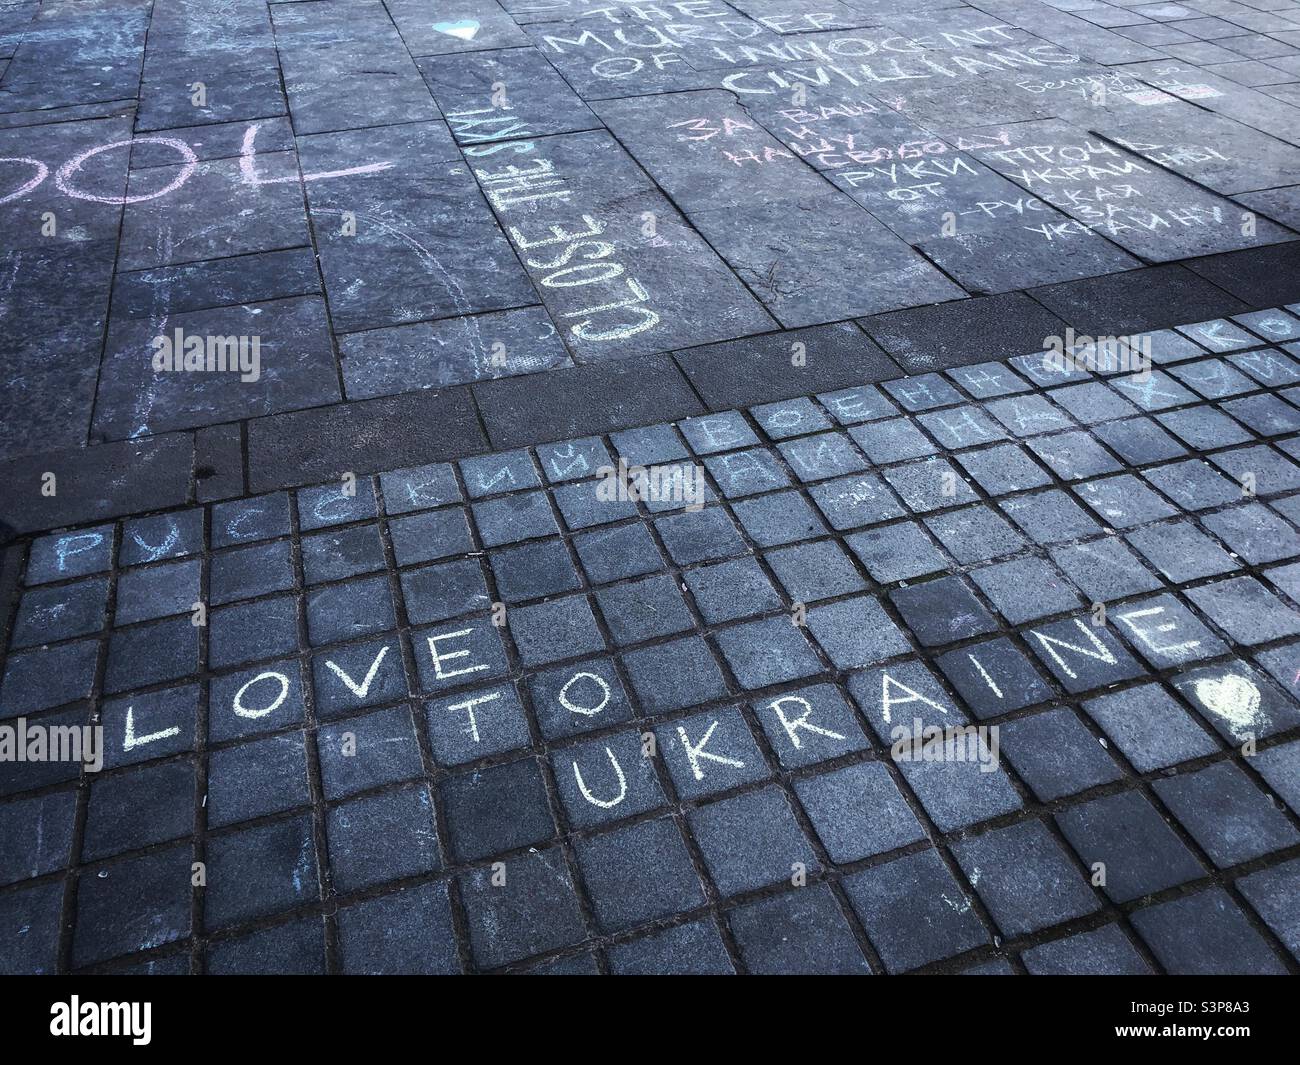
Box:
(3, 308, 1300, 974)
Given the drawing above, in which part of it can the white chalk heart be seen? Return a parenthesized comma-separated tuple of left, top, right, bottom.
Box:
(1192, 674, 1261, 733)
(433, 19, 480, 40)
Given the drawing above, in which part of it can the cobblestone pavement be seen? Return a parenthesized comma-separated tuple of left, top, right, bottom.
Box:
(4, 0, 1300, 976)
(5, 310, 1300, 973)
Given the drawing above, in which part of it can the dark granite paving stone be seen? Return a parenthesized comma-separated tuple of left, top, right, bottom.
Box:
(0, 789, 76, 886)
(1141, 457, 1242, 511)
(999, 708, 1124, 801)
(1126, 520, 1240, 582)
(490, 539, 581, 601)
(416, 46, 597, 143)
(11, 576, 109, 647)
(527, 657, 634, 740)
(808, 473, 907, 532)
(807, 596, 912, 670)
(390, 509, 476, 569)
(924, 505, 1027, 564)
(946, 361, 1033, 400)
(119, 510, 203, 566)
(1031, 263, 1250, 335)
(657, 706, 768, 800)
(1130, 888, 1287, 974)
(1084, 683, 1210, 770)
(954, 820, 1102, 937)
(751, 397, 832, 440)
(468, 129, 774, 361)
(25, 526, 114, 584)
(460, 449, 540, 499)
(336, 883, 460, 975)
(553, 727, 667, 826)
(595, 574, 694, 645)
(883, 457, 980, 513)
(380, 462, 462, 515)
(326, 784, 441, 892)
(414, 616, 511, 696)
(794, 760, 925, 863)
(955, 443, 1053, 496)
(1186, 575, 1300, 644)
(72, 844, 192, 968)
(114, 558, 200, 624)
(729, 884, 870, 975)
(552, 480, 639, 530)
(611, 423, 689, 467)
(507, 595, 607, 666)
(205, 815, 318, 928)
(985, 394, 1077, 437)
(842, 849, 989, 973)
(1000, 489, 1105, 543)
(1055, 790, 1205, 904)
(702, 448, 791, 498)
(917, 407, 1008, 451)
(537, 437, 613, 484)
(211, 493, 290, 548)
(0, 639, 98, 718)
(316, 706, 424, 800)
(474, 354, 705, 450)
(1233, 347, 1300, 387)
(845, 521, 947, 583)
(207, 917, 326, 976)
(621, 631, 733, 707)
(655, 506, 746, 565)
(730, 490, 828, 548)
(678, 412, 760, 455)
(752, 682, 871, 769)
(426, 681, 533, 763)
(714, 616, 825, 689)
(935, 638, 1054, 720)
(292, 488, 374, 544)
(573, 523, 666, 584)
(459, 846, 587, 968)
(765, 540, 865, 603)
(302, 156, 530, 335)
(471, 489, 560, 547)
(83, 761, 194, 861)
(890, 576, 999, 647)
(1155, 405, 1254, 451)
(896, 751, 1022, 833)
(207, 732, 309, 829)
(440, 756, 556, 862)
(107, 614, 203, 690)
(575, 816, 706, 934)
(341, 308, 573, 397)
(524, 953, 600, 976)
(1155, 761, 1299, 868)
(1109, 593, 1228, 668)
(1110, 370, 1199, 413)
(1238, 859, 1300, 963)
(1212, 445, 1300, 496)
(817, 385, 898, 426)
(0, 704, 86, 798)
(270, 0, 440, 134)
(848, 417, 937, 464)
(301, 525, 385, 585)
(1009, 352, 1092, 389)
(883, 374, 965, 414)
(685, 557, 783, 624)
(861, 294, 1070, 374)
(1048, 381, 1139, 425)
(1024, 615, 1145, 693)
(117, 153, 308, 271)
(688, 786, 819, 897)
(1021, 921, 1153, 975)
(312, 637, 408, 718)
(0, 882, 62, 975)
(848, 660, 970, 745)
(94, 296, 340, 441)
(1187, 234, 1300, 309)
(1224, 392, 1300, 437)
(129, 116, 295, 169)
(777, 432, 868, 483)
(208, 596, 300, 671)
(390, 0, 531, 56)
(1176, 319, 1258, 355)
(607, 919, 735, 976)
(208, 663, 305, 744)
(1168, 357, 1259, 400)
